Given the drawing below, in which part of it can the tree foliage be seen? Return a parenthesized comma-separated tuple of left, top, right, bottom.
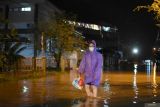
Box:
(39, 12, 86, 68)
(0, 15, 27, 71)
(0, 42, 26, 71)
(134, 0, 160, 22)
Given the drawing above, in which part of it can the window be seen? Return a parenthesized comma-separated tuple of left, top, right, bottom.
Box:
(14, 8, 18, 12)
(21, 7, 31, 11)
(9, 7, 21, 12)
(27, 23, 33, 28)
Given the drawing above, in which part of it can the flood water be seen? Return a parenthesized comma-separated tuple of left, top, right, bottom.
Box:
(0, 67, 160, 107)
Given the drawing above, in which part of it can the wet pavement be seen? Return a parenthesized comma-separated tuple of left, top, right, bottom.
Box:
(0, 69, 160, 107)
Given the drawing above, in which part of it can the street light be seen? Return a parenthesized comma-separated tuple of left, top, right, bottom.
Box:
(132, 47, 139, 54)
(102, 26, 110, 32)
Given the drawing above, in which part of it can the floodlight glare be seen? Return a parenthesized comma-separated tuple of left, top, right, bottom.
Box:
(102, 26, 110, 32)
(132, 48, 138, 54)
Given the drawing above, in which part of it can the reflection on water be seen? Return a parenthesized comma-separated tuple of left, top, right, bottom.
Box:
(132, 66, 138, 104)
(22, 80, 29, 94)
(0, 67, 160, 107)
(103, 79, 110, 92)
(152, 63, 158, 88)
(152, 63, 158, 104)
(22, 86, 28, 93)
(145, 60, 152, 82)
(133, 68, 138, 103)
(71, 97, 109, 107)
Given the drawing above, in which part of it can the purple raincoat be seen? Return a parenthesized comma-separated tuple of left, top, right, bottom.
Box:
(78, 40, 103, 86)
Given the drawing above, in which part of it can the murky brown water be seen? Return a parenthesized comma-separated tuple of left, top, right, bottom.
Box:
(0, 69, 160, 107)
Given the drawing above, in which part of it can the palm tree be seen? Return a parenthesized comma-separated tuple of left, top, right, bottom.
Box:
(0, 13, 28, 71)
(0, 30, 29, 72)
(0, 42, 27, 72)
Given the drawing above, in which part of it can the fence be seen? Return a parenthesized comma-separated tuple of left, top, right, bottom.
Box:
(18, 57, 46, 72)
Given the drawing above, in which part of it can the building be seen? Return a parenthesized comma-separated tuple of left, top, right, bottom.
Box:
(0, 0, 122, 70)
(0, 0, 61, 57)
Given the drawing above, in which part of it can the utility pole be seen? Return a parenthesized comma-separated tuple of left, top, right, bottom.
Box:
(100, 26, 103, 55)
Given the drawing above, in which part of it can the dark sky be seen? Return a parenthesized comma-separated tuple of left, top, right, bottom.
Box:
(51, 0, 158, 59)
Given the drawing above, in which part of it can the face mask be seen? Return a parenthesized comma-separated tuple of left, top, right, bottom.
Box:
(89, 47, 94, 52)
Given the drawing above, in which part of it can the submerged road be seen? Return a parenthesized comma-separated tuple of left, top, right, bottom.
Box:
(0, 69, 160, 107)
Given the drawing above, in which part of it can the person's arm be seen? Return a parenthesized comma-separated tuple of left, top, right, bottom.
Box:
(95, 54, 103, 73)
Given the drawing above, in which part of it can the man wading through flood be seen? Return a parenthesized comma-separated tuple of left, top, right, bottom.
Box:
(78, 40, 103, 98)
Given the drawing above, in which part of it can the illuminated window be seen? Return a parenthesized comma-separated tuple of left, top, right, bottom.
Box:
(21, 7, 31, 11)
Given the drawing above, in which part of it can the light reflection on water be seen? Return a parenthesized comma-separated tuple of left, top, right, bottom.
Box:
(152, 63, 158, 88)
(151, 63, 158, 104)
(0, 66, 160, 107)
(132, 66, 138, 104)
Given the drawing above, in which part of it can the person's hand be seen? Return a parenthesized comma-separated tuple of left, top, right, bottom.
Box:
(76, 67, 81, 78)
(76, 67, 79, 71)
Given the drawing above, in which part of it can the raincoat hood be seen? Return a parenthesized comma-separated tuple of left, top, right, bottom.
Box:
(88, 40, 96, 52)
(89, 40, 96, 47)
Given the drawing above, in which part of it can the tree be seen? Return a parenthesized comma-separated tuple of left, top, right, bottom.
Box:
(39, 13, 86, 69)
(134, 0, 160, 22)
(0, 42, 27, 72)
(0, 29, 27, 72)
(134, 0, 160, 66)
(0, 15, 27, 72)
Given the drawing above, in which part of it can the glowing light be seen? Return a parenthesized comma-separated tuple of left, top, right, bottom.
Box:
(22, 86, 28, 93)
(97, 47, 102, 50)
(153, 48, 156, 51)
(132, 48, 138, 54)
(154, 94, 157, 97)
(153, 63, 157, 87)
(103, 100, 108, 104)
(67, 21, 113, 32)
(102, 27, 110, 31)
(104, 105, 109, 107)
(134, 64, 138, 69)
(103, 79, 110, 92)
(92, 24, 100, 30)
(133, 101, 137, 104)
(134, 96, 138, 98)
(133, 64, 138, 100)
(81, 50, 84, 52)
(84, 24, 100, 30)
(21, 7, 31, 11)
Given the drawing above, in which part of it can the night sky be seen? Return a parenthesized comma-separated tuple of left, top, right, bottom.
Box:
(51, 0, 158, 59)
